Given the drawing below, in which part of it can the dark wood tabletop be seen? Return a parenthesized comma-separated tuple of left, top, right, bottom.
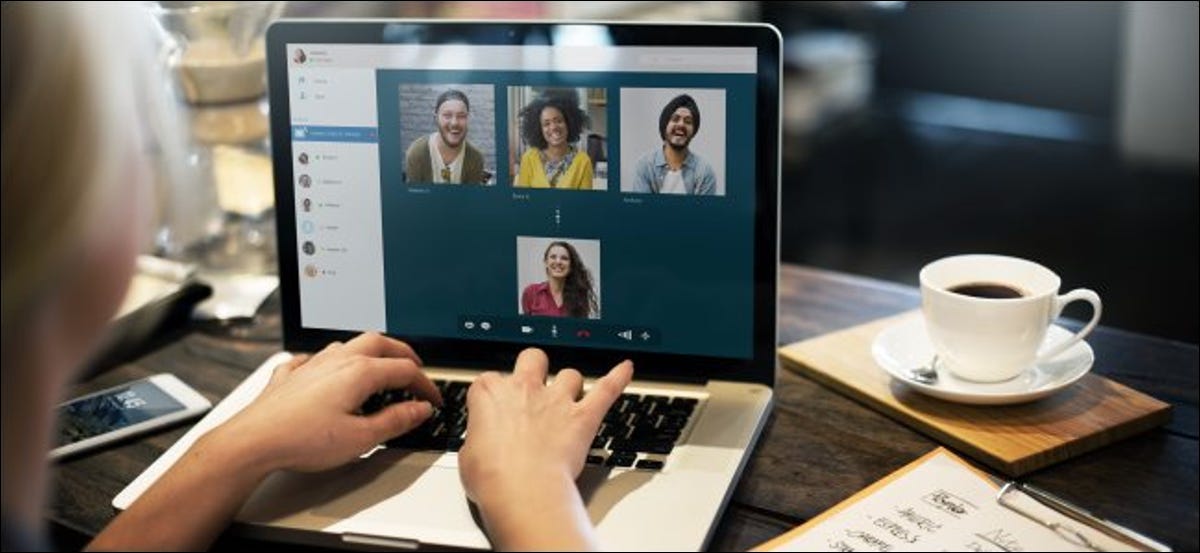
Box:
(49, 265, 1199, 551)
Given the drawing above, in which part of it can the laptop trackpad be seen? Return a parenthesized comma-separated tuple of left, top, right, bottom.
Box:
(236, 449, 488, 547)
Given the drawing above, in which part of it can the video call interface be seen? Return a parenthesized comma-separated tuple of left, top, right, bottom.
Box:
(289, 43, 758, 359)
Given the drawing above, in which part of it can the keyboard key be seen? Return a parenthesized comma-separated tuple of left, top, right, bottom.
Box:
(638, 395, 670, 416)
(635, 459, 664, 470)
(643, 441, 674, 455)
(658, 414, 689, 430)
(607, 451, 637, 467)
(669, 396, 697, 409)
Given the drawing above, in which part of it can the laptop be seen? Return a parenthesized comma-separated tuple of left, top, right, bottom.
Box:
(116, 20, 781, 551)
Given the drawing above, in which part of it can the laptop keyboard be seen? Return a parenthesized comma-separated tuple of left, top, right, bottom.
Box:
(360, 379, 701, 471)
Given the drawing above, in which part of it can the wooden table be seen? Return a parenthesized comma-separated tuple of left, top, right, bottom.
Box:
(49, 265, 1199, 551)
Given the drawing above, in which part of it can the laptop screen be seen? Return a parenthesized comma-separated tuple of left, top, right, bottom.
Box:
(270, 23, 779, 380)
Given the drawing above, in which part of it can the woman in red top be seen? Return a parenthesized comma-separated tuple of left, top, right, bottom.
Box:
(522, 241, 599, 318)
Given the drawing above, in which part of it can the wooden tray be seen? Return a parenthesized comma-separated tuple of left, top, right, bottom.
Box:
(778, 311, 1173, 476)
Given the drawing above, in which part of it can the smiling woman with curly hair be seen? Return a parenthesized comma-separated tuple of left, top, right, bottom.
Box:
(514, 89, 594, 189)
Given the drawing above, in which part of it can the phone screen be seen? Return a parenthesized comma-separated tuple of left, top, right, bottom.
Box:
(57, 380, 186, 446)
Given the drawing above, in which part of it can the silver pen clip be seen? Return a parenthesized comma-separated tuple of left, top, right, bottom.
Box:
(997, 482, 1172, 552)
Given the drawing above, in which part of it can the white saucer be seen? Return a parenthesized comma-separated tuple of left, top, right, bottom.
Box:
(871, 315, 1094, 405)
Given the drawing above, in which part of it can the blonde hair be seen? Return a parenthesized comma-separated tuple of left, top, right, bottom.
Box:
(1, 3, 162, 340)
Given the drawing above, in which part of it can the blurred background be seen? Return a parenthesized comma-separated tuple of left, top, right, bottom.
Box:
(283, 1, 1198, 343)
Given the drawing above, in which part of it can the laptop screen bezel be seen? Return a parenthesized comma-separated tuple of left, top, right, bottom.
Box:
(267, 20, 780, 387)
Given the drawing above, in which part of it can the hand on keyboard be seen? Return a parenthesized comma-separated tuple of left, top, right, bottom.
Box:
(458, 348, 633, 497)
(361, 359, 700, 471)
(457, 348, 633, 551)
(215, 332, 442, 473)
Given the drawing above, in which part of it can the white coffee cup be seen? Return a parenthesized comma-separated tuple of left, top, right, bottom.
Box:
(919, 254, 1102, 382)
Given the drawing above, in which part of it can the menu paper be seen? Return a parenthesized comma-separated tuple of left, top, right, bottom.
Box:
(753, 448, 1147, 552)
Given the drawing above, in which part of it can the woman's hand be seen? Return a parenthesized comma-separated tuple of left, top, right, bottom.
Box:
(91, 332, 441, 551)
(458, 348, 632, 550)
(212, 332, 443, 473)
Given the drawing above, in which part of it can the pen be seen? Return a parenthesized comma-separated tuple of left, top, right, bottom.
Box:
(998, 482, 1172, 552)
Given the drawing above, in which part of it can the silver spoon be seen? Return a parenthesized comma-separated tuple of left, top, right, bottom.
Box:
(908, 355, 939, 384)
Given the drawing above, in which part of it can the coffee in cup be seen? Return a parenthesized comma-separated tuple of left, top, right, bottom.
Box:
(919, 254, 1102, 382)
(945, 282, 1025, 299)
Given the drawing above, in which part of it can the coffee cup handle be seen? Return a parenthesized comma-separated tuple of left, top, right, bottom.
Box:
(1036, 288, 1102, 363)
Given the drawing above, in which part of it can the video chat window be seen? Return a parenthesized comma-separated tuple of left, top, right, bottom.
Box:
(516, 236, 602, 320)
(619, 88, 727, 197)
(508, 87, 608, 191)
(400, 84, 498, 185)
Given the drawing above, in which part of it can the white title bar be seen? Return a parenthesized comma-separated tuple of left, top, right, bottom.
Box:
(288, 44, 756, 74)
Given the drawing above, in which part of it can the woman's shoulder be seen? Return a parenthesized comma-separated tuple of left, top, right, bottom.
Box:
(523, 281, 548, 294)
(520, 148, 541, 162)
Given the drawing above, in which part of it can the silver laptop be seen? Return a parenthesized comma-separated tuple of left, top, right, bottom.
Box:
(116, 20, 781, 551)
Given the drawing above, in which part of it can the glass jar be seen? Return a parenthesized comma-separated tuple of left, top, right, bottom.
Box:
(149, 1, 284, 276)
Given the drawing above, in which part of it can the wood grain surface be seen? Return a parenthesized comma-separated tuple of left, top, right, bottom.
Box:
(47, 265, 1199, 552)
(779, 311, 1172, 475)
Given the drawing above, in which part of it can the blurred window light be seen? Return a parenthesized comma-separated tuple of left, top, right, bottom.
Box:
(899, 92, 1106, 143)
(551, 25, 613, 47)
(551, 25, 615, 72)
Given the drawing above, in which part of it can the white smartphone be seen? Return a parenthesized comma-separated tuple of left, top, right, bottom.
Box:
(51, 373, 212, 460)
